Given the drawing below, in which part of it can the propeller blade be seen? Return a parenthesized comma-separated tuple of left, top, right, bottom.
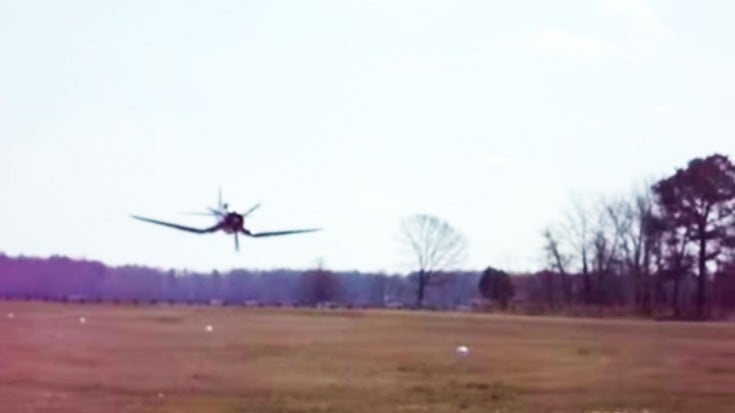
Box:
(208, 206, 225, 217)
(245, 228, 321, 238)
(234, 232, 240, 251)
(242, 203, 261, 217)
(130, 215, 220, 234)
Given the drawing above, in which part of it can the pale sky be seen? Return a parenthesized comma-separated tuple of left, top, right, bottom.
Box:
(1, 1, 734, 273)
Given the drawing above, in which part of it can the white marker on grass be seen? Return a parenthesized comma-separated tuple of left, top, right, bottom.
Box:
(79, 317, 87, 324)
(455, 345, 470, 357)
(205, 324, 213, 333)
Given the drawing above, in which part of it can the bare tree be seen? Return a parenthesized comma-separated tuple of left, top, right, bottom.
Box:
(606, 185, 666, 313)
(400, 214, 467, 308)
(564, 196, 593, 303)
(542, 228, 570, 304)
(552, 194, 628, 306)
(588, 196, 628, 304)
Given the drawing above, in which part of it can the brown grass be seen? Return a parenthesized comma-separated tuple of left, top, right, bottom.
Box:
(1, 302, 734, 413)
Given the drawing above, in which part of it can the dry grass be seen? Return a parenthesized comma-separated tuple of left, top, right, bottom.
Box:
(1, 302, 734, 413)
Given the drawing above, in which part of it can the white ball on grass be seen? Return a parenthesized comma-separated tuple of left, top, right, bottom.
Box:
(205, 324, 213, 332)
(455, 345, 470, 356)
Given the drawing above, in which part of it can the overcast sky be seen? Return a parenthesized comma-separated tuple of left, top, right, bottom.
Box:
(1, 0, 734, 273)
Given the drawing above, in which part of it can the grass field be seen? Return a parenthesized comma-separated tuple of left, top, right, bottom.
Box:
(1, 303, 734, 413)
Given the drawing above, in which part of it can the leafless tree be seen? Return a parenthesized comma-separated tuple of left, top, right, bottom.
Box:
(587, 196, 628, 304)
(553, 194, 628, 305)
(542, 228, 570, 305)
(606, 185, 666, 313)
(564, 196, 593, 303)
(400, 214, 467, 308)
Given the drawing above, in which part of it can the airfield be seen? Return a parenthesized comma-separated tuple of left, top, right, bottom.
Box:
(1, 302, 734, 413)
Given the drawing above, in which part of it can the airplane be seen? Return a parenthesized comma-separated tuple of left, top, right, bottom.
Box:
(130, 190, 321, 251)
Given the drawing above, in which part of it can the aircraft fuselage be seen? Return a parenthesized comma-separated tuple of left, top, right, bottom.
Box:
(221, 212, 245, 234)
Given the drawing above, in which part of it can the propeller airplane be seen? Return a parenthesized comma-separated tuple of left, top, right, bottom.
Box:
(131, 190, 321, 251)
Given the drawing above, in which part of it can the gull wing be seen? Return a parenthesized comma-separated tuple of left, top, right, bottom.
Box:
(130, 215, 221, 234)
(246, 228, 321, 238)
(242, 203, 261, 217)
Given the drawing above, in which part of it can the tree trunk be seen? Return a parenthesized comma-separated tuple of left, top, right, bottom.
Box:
(697, 232, 707, 319)
(673, 274, 681, 318)
(416, 270, 426, 308)
(582, 250, 590, 304)
(596, 270, 605, 304)
(546, 271, 554, 310)
(548, 236, 569, 305)
(641, 246, 652, 314)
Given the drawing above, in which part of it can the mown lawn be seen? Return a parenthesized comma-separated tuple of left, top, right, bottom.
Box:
(1, 302, 734, 412)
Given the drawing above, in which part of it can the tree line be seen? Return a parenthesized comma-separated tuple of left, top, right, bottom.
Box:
(1, 154, 734, 320)
(538, 153, 735, 319)
(0, 254, 481, 309)
(396, 153, 735, 319)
